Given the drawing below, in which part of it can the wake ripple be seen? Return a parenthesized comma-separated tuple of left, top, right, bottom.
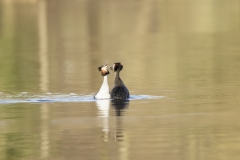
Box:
(0, 92, 164, 104)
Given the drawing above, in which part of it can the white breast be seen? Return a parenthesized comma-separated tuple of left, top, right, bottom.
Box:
(95, 76, 110, 99)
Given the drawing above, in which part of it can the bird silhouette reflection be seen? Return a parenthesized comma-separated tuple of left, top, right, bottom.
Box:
(111, 99, 129, 116)
(95, 99, 129, 142)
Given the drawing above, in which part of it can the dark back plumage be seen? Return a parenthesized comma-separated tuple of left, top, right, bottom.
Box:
(111, 85, 129, 99)
(110, 62, 129, 100)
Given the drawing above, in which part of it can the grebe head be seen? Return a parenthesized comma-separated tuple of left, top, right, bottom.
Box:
(109, 62, 123, 72)
(98, 62, 110, 76)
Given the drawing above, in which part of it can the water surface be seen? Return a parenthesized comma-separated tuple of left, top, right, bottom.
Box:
(0, 0, 240, 160)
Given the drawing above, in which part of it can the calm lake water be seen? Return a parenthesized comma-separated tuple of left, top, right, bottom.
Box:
(0, 0, 240, 160)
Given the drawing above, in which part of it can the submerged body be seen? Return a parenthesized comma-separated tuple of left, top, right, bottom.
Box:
(110, 63, 129, 99)
(94, 63, 110, 99)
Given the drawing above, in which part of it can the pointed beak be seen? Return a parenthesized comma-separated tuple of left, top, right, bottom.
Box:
(103, 61, 108, 67)
(109, 65, 114, 70)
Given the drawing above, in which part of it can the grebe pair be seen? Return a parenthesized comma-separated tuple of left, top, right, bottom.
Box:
(94, 62, 129, 100)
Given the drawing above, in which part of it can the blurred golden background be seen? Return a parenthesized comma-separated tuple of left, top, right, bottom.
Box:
(0, 0, 240, 160)
(0, 0, 239, 95)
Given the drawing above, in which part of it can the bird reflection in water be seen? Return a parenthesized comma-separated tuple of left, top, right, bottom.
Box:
(111, 99, 129, 142)
(111, 99, 129, 116)
(96, 99, 110, 142)
(95, 99, 129, 142)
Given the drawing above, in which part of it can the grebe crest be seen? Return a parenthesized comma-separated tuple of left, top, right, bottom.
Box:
(109, 62, 129, 100)
(98, 64, 110, 76)
(94, 62, 110, 99)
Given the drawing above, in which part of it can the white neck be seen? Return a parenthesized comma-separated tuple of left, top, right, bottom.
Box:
(103, 76, 108, 85)
(95, 76, 110, 99)
(99, 76, 108, 90)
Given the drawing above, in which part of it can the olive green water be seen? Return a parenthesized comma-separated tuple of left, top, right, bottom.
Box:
(0, 0, 240, 160)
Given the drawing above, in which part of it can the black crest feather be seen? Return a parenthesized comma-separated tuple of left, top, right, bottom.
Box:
(98, 66, 102, 71)
(114, 63, 123, 72)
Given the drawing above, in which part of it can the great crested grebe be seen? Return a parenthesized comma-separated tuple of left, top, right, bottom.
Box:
(109, 62, 129, 99)
(94, 62, 110, 99)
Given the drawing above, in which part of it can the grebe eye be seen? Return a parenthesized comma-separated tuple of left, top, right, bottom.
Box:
(114, 65, 118, 71)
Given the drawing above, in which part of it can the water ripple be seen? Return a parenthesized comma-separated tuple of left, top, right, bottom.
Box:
(0, 93, 164, 104)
